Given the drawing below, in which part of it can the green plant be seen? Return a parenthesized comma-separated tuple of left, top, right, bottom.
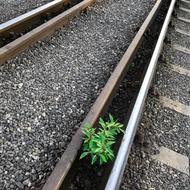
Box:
(80, 114, 124, 165)
(129, 62, 135, 70)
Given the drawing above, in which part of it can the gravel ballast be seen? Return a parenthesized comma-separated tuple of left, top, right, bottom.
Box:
(0, 0, 53, 23)
(169, 29, 190, 49)
(121, 97, 190, 189)
(173, 18, 190, 32)
(121, 65, 190, 189)
(163, 44, 190, 70)
(0, 0, 156, 189)
(177, 9, 190, 20)
(154, 63, 190, 105)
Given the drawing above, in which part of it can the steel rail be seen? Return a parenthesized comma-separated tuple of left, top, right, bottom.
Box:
(105, 0, 176, 189)
(0, 0, 95, 64)
(42, 0, 162, 189)
(0, 0, 69, 34)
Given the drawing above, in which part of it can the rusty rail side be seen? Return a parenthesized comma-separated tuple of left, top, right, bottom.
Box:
(0, 0, 95, 64)
(42, 0, 162, 189)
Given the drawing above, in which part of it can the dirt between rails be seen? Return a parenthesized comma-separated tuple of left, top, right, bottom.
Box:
(67, 0, 171, 189)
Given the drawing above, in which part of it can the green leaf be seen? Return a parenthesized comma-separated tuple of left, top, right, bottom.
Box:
(99, 117, 106, 127)
(80, 152, 89, 159)
(83, 122, 90, 129)
(109, 114, 114, 123)
(97, 141, 103, 147)
(94, 148, 101, 153)
(80, 114, 123, 165)
(109, 151, 114, 158)
(106, 141, 115, 146)
(107, 153, 114, 160)
(100, 154, 107, 163)
(84, 139, 89, 143)
(107, 121, 115, 126)
(89, 139, 95, 149)
(82, 143, 89, 151)
(120, 129, 125, 133)
(91, 155, 97, 165)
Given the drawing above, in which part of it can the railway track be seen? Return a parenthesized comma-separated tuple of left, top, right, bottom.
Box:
(1, 0, 189, 189)
(0, 0, 71, 38)
(119, 0, 190, 188)
(43, 0, 189, 189)
(0, 0, 94, 63)
(41, 0, 177, 189)
(106, 0, 177, 189)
